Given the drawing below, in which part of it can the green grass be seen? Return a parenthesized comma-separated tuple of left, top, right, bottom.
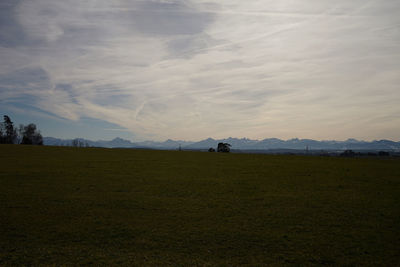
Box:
(0, 145, 399, 266)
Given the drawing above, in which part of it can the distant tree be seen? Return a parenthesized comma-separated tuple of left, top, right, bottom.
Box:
(0, 115, 17, 144)
(208, 147, 215, 152)
(20, 124, 43, 145)
(0, 123, 3, 144)
(71, 138, 86, 147)
(217, 143, 231, 153)
(378, 151, 389, 156)
(72, 139, 78, 147)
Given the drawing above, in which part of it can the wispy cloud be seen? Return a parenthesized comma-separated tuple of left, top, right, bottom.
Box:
(0, 0, 399, 141)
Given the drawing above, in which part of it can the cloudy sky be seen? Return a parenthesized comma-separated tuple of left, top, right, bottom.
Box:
(1, 0, 399, 141)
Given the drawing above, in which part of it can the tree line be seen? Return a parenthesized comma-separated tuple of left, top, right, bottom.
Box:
(0, 115, 43, 145)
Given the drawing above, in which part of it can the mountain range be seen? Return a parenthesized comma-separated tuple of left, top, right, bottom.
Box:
(43, 137, 400, 151)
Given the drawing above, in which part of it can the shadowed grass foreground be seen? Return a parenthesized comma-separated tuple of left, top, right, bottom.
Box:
(0, 145, 399, 265)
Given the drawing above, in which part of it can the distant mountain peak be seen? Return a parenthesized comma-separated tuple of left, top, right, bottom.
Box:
(43, 136, 400, 151)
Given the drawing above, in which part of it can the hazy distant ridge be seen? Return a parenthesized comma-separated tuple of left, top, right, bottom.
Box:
(43, 137, 400, 150)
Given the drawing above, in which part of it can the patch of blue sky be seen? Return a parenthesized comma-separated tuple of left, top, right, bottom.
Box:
(1, 102, 135, 141)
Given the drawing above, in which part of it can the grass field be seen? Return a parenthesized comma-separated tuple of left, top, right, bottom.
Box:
(0, 145, 399, 266)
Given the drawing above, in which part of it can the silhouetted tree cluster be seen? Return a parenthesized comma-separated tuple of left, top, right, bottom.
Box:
(0, 115, 43, 145)
(340, 149, 391, 157)
(378, 151, 389, 156)
(20, 124, 43, 145)
(71, 139, 89, 147)
(217, 142, 231, 153)
(208, 147, 215, 152)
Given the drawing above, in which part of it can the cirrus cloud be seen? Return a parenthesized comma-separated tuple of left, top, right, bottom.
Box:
(0, 0, 399, 141)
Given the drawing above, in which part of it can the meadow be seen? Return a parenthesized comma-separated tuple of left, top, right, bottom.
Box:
(0, 145, 399, 266)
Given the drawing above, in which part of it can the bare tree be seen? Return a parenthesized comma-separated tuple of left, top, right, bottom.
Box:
(20, 124, 43, 145)
(71, 138, 87, 147)
(72, 139, 79, 147)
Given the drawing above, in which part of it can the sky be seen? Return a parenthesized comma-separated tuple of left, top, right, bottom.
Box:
(1, 0, 399, 142)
